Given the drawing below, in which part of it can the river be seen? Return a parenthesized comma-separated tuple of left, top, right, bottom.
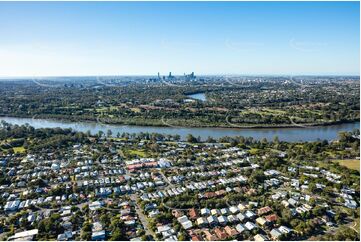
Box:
(0, 117, 359, 142)
(187, 93, 207, 101)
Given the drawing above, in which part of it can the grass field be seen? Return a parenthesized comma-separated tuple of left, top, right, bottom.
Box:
(130, 107, 141, 113)
(128, 149, 147, 157)
(249, 148, 259, 155)
(262, 108, 287, 114)
(333, 159, 360, 171)
(13, 146, 26, 153)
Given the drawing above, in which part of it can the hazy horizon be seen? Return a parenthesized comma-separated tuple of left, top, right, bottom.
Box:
(0, 73, 359, 80)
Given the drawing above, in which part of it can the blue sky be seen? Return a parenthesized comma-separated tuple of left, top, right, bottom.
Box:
(0, 1, 359, 76)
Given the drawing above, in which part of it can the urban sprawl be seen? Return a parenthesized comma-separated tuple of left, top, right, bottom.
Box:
(0, 122, 359, 241)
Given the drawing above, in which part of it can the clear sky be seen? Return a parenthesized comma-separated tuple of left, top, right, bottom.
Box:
(0, 1, 359, 77)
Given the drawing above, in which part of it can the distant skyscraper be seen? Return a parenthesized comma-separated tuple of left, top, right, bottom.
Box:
(184, 72, 196, 81)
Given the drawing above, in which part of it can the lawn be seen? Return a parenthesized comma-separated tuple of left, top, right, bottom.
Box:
(128, 149, 147, 157)
(13, 146, 26, 153)
(249, 148, 259, 155)
(261, 108, 287, 115)
(333, 159, 360, 171)
(130, 107, 141, 113)
(241, 108, 287, 116)
(96, 106, 119, 112)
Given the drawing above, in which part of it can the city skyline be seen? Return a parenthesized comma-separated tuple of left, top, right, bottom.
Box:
(0, 1, 359, 77)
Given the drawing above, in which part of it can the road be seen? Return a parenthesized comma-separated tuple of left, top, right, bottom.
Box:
(130, 194, 156, 239)
(159, 170, 174, 188)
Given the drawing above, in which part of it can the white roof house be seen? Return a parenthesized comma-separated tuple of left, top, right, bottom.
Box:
(245, 210, 256, 218)
(270, 228, 283, 239)
(207, 215, 218, 224)
(235, 224, 246, 233)
(157, 225, 172, 234)
(181, 220, 193, 230)
(196, 217, 208, 226)
(237, 203, 247, 211)
(254, 234, 269, 241)
(217, 215, 228, 224)
(279, 225, 292, 234)
(236, 212, 246, 222)
(229, 206, 239, 214)
(256, 217, 267, 226)
(245, 221, 257, 230)
(8, 229, 38, 241)
(227, 214, 238, 223)
(220, 208, 229, 215)
(211, 208, 220, 216)
(177, 215, 189, 224)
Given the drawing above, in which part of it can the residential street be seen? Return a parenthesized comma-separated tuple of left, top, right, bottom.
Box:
(130, 194, 156, 239)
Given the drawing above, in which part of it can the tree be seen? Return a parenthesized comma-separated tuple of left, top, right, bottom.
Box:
(37, 213, 62, 239)
(80, 222, 92, 240)
(322, 226, 359, 241)
(206, 136, 216, 143)
(109, 227, 126, 241)
(81, 231, 91, 241)
(186, 134, 197, 143)
(178, 231, 188, 241)
(174, 134, 181, 141)
(249, 170, 265, 184)
(311, 206, 325, 217)
(273, 136, 280, 144)
(100, 213, 110, 226)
